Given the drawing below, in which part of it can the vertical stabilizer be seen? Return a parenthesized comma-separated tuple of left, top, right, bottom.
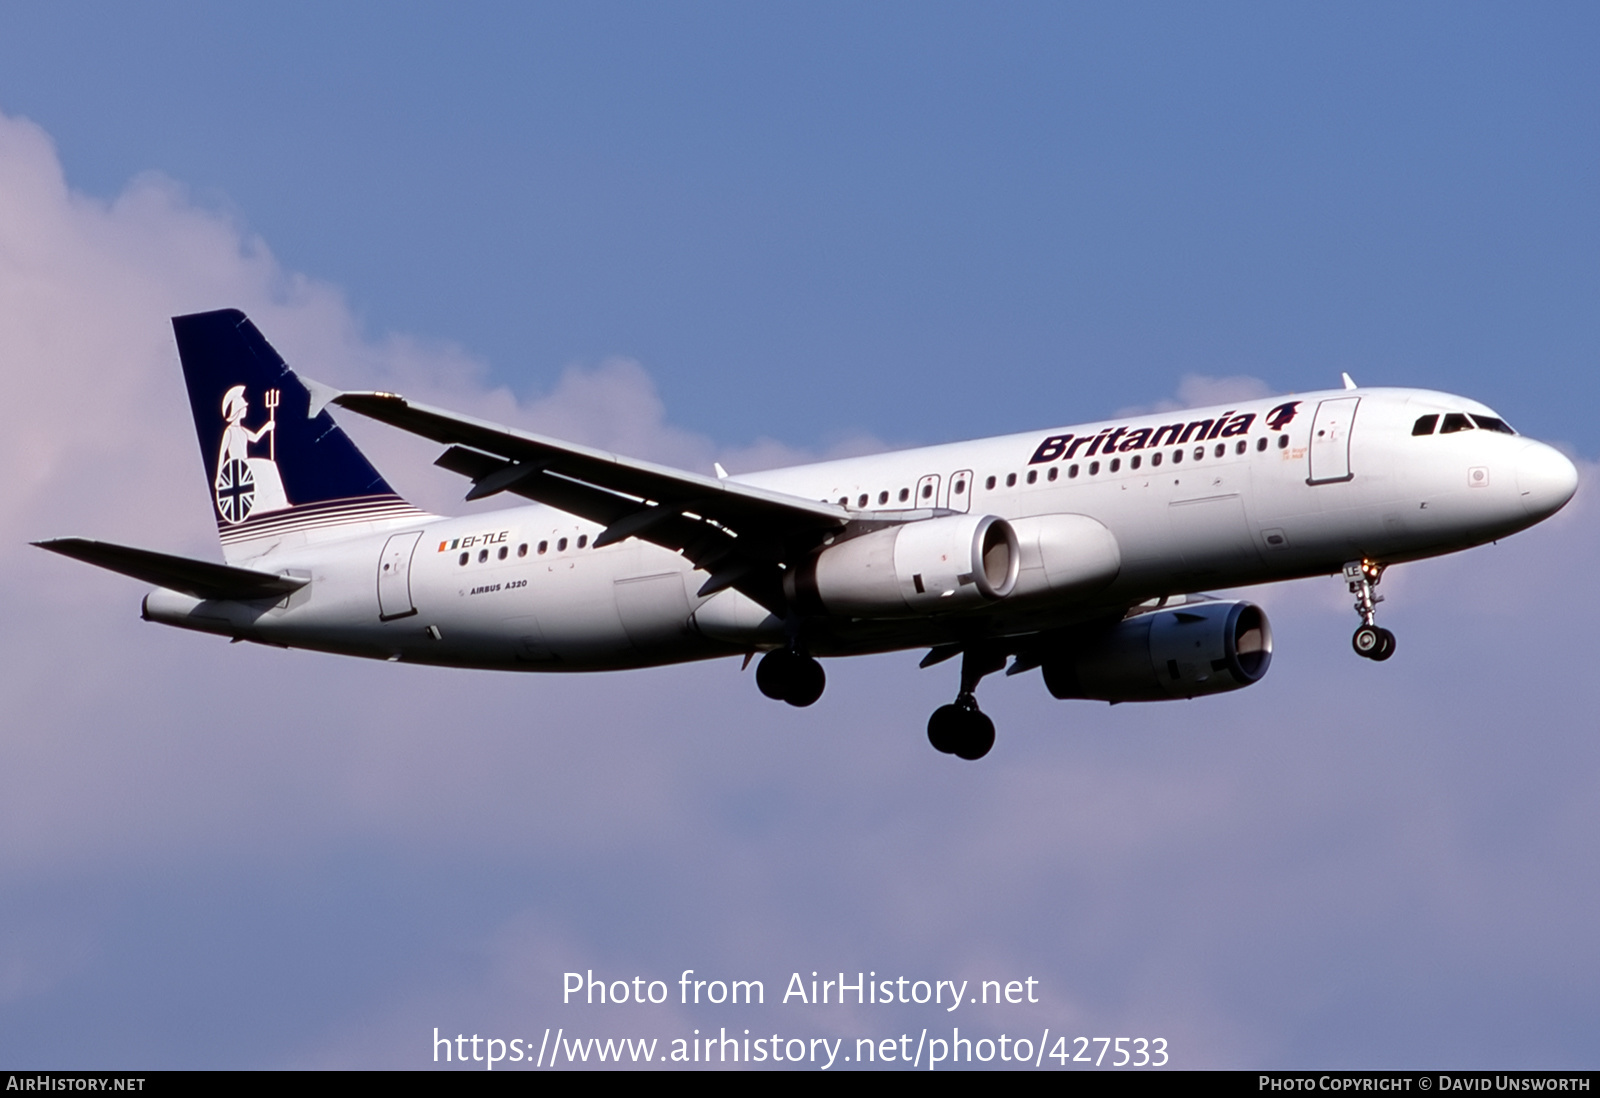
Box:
(172, 309, 427, 560)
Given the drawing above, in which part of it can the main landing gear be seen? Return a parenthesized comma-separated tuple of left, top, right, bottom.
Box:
(1345, 558, 1396, 662)
(756, 646, 826, 707)
(927, 647, 1005, 761)
(927, 696, 994, 761)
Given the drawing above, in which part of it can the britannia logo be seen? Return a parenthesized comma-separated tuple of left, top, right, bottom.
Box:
(214, 385, 291, 524)
(1265, 401, 1301, 431)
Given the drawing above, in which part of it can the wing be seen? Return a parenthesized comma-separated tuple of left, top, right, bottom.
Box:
(34, 538, 308, 601)
(329, 391, 852, 615)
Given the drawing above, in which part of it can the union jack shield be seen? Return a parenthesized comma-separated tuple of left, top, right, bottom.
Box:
(214, 458, 256, 524)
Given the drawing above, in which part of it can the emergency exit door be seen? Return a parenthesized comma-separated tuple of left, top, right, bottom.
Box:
(947, 469, 973, 512)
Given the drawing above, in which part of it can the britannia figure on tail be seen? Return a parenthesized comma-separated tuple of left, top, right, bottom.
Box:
(214, 384, 290, 523)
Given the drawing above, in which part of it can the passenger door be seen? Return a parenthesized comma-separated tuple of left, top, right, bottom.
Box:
(377, 531, 423, 620)
(1307, 397, 1360, 484)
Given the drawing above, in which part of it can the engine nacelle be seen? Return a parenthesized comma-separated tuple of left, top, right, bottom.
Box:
(1008, 513, 1122, 600)
(1042, 599, 1272, 702)
(786, 513, 1020, 618)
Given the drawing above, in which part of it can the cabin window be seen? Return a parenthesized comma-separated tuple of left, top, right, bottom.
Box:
(1130, 455, 1141, 469)
(538, 540, 548, 555)
(1215, 443, 1226, 458)
(1193, 447, 1204, 461)
(856, 494, 867, 508)
(1441, 413, 1474, 434)
(478, 549, 488, 563)
(901, 487, 912, 501)
(1235, 440, 1247, 455)
(1109, 458, 1120, 472)
(1172, 449, 1183, 464)
(458, 552, 468, 566)
(954, 478, 966, 494)
(1005, 473, 1016, 487)
(1047, 466, 1058, 481)
(1026, 469, 1037, 484)
(1256, 436, 1268, 451)
(517, 544, 527, 557)
(1068, 464, 1079, 478)
(838, 496, 848, 506)
(498, 545, 508, 560)
(1152, 452, 1162, 467)
(1278, 434, 1289, 449)
(1089, 461, 1100, 475)
(557, 537, 568, 552)
(577, 535, 588, 549)
(1412, 415, 1439, 436)
(922, 482, 934, 499)
(878, 490, 889, 505)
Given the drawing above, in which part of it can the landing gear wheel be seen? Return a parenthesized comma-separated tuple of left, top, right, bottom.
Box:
(1352, 625, 1382, 658)
(785, 656, 826, 707)
(926, 697, 995, 760)
(755, 649, 826, 707)
(1370, 627, 1396, 661)
(927, 705, 962, 754)
(755, 649, 793, 700)
(952, 709, 996, 761)
(1352, 625, 1397, 661)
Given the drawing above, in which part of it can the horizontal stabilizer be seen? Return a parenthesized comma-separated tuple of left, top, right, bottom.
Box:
(33, 538, 308, 601)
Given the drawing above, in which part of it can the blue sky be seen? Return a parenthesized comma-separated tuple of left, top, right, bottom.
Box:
(5, 3, 1597, 452)
(1, 3, 1597, 1069)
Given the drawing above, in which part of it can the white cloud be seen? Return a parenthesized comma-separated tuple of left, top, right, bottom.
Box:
(0, 108, 862, 546)
(1115, 373, 1274, 418)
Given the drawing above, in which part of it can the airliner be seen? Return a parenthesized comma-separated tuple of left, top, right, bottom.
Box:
(36, 310, 1579, 759)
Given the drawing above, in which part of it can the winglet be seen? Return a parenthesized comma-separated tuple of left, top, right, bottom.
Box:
(713, 462, 729, 480)
(1341, 372, 1358, 390)
(300, 375, 344, 419)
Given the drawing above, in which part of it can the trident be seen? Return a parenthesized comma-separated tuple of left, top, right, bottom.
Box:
(265, 388, 280, 462)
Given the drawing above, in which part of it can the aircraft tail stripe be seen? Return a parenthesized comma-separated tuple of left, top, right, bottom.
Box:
(215, 494, 430, 543)
(217, 506, 425, 538)
(218, 513, 429, 545)
(212, 493, 421, 531)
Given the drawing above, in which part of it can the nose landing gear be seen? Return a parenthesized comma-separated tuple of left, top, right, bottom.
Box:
(1345, 559, 1396, 661)
(926, 647, 1005, 760)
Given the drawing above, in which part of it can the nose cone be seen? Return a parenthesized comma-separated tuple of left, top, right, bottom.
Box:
(1516, 442, 1579, 521)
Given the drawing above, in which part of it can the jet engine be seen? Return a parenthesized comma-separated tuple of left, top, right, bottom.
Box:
(785, 513, 1020, 618)
(1042, 599, 1272, 702)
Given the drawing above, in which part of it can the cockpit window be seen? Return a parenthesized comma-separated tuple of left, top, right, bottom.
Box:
(1440, 413, 1474, 434)
(1412, 414, 1439, 436)
(1470, 414, 1516, 435)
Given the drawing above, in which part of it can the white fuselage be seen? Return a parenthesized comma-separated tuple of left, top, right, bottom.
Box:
(142, 387, 1578, 670)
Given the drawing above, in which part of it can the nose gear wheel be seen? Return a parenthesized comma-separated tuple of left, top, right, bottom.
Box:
(1352, 624, 1396, 661)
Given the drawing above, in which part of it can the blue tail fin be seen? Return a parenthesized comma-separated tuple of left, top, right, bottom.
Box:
(173, 309, 426, 559)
